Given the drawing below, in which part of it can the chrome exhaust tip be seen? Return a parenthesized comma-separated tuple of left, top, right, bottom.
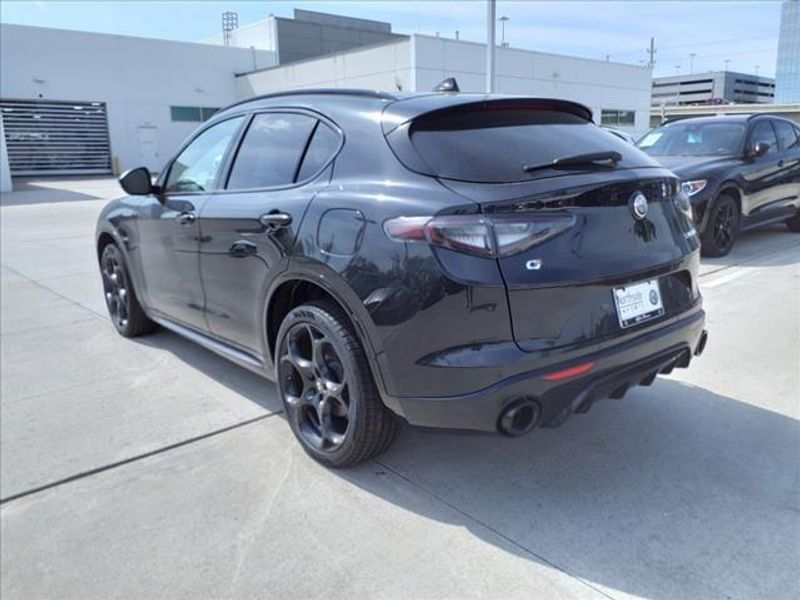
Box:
(498, 399, 541, 436)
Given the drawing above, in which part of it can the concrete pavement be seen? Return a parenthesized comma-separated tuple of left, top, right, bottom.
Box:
(1, 178, 799, 599)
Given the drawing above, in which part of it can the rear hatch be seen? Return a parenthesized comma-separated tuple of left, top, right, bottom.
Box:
(384, 98, 700, 352)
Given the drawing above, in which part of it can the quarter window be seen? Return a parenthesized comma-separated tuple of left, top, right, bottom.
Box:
(297, 123, 340, 182)
(164, 117, 244, 193)
(773, 120, 799, 150)
(227, 113, 317, 189)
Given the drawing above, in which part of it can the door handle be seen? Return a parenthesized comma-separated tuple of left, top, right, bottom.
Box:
(259, 212, 292, 229)
(229, 240, 257, 258)
(176, 211, 196, 225)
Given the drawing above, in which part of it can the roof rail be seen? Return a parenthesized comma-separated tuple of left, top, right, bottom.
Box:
(221, 88, 398, 112)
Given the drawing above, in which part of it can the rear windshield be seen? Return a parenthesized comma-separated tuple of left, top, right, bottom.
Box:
(638, 122, 745, 157)
(409, 108, 650, 183)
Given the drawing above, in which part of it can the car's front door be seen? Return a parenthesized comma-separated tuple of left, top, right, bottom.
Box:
(741, 119, 785, 220)
(198, 111, 341, 356)
(137, 116, 245, 330)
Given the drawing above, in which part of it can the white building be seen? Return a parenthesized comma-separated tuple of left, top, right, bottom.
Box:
(236, 35, 652, 134)
(1, 13, 652, 190)
(0, 23, 276, 179)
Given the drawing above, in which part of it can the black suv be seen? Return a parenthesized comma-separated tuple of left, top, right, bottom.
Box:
(96, 90, 707, 466)
(638, 115, 800, 256)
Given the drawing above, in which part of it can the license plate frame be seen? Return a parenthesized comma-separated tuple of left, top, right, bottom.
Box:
(612, 279, 665, 328)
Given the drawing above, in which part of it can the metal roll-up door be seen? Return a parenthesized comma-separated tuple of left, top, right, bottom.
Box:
(0, 99, 112, 175)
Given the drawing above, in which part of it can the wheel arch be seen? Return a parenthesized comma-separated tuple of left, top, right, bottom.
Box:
(263, 269, 393, 406)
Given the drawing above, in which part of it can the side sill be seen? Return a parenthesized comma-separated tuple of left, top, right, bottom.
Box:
(152, 317, 270, 380)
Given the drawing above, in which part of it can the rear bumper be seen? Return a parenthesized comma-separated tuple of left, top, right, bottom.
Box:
(390, 309, 706, 433)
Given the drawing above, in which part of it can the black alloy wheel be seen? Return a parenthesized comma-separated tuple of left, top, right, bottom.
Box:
(99, 243, 156, 337)
(701, 194, 739, 257)
(280, 321, 351, 451)
(276, 302, 399, 467)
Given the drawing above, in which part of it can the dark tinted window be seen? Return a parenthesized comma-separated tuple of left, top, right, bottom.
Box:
(774, 120, 799, 150)
(638, 122, 744, 156)
(749, 120, 778, 154)
(297, 123, 340, 181)
(165, 117, 244, 193)
(227, 113, 316, 189)
(409, 108, 649, 183)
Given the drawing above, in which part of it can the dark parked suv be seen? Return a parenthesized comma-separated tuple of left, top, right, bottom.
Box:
(96, 90, 707, 466)
(638, 115, 800, 256)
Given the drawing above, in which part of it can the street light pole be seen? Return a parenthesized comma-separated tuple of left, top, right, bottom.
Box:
(487, 0, 496, 93)
(499, 15, 509, 47)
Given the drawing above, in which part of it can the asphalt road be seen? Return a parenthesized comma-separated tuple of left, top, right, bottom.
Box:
(2, 178, 799, 600)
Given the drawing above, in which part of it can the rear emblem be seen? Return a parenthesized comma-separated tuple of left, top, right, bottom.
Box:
(630, 192, 649, 220)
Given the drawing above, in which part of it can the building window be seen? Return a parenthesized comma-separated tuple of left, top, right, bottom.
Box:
(170, 106, 220, 122)
(600, 109, 635, 127)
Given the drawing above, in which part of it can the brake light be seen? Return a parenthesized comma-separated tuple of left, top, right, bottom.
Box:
(384, 213, 575, 257)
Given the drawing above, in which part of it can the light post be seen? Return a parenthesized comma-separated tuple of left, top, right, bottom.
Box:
(499, 15, 509, 47)
(486, 0, 496, 92)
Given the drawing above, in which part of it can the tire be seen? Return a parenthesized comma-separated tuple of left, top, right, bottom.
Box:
(275, 301, 399, 467)
(700, 193, 740, 257)
(99, 243, 157, 337)
(786, 211, 800, 233)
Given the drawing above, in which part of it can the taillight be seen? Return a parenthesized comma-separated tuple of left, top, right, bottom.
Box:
(384, 213, 575, 257)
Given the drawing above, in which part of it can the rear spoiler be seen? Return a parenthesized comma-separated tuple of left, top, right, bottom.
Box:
(381, 96, 593, 135)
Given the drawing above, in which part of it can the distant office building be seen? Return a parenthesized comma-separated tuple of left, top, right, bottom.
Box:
(651, 71, 775, 106)
(203, 9, 406, 65)
(776, 0, 800, 102)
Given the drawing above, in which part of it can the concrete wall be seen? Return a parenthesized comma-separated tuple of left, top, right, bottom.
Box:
(236, 39, 413, 97)
(237, 35, 653, 135)
(412, 36, 652, 134)
(1, 24, 276, 174)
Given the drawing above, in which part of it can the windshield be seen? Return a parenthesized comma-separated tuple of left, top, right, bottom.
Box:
(408, 108, 652, 183)
(638, 122, 745, 157)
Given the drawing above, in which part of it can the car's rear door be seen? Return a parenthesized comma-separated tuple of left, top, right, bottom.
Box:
(771, 119, 800, 213)
(137, 116, 245, 330)
(198, 110, 342, 356)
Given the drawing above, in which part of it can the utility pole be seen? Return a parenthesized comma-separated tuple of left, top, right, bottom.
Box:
(646, 37, 656, 68)
(754, 64, 760, 76)
(689, 53, 696, 74)
(723, 59, 730, 72)
(486, 0, 496, 93)
(674, 65, 681, 76)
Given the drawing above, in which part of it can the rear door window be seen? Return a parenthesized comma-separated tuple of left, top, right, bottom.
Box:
(408, 107, 650, 183)
(227, 113, 317, 189)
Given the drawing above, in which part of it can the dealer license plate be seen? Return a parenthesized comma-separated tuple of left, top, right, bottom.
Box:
(612, 279, 664, 328)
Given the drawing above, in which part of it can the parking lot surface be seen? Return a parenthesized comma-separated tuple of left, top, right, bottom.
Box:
(2, 177, 799, 599)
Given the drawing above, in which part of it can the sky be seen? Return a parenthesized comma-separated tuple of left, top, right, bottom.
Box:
(0, 1, 783, 78)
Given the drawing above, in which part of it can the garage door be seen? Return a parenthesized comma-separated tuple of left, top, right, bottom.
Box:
(0, 99, 112, 175)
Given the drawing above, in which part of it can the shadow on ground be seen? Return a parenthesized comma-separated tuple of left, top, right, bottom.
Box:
(1, 177, 117, 206)
(700, 225, 800, 272)
(129, 325, 800, 599)
(341, 380, 800, 599)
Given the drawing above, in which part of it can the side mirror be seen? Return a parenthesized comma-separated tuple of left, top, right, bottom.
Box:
(119, 167, 155, 195)
(750, 141, 770, 158)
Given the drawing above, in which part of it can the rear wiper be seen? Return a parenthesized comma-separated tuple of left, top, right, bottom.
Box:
(523, 151, 622, 173)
